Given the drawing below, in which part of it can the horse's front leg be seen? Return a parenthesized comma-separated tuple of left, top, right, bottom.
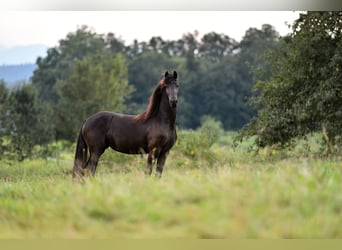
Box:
(145, 151, 153, 175)
(156, 151, 168, 177)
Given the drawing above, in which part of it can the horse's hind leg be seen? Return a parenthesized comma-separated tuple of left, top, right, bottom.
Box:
(87, 147, 106, 176)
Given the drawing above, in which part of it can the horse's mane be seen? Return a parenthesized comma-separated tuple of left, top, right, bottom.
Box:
(134, 79, 166, 122)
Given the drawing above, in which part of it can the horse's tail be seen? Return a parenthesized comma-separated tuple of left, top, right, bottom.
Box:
(72, 128, 88, 179)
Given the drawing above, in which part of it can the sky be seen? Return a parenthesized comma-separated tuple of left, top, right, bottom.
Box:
(0, 11, 301, 64)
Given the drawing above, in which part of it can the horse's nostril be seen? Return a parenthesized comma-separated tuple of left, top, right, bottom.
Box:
(170, 100, 177, 108)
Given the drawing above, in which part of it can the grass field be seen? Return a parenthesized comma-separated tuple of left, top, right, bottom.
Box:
(0, 131, 341, 238)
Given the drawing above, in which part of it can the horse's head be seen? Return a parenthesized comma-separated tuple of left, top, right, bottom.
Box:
(163, 71, 178, 109)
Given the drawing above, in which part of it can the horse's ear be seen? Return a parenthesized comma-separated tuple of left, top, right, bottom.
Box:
(164, 71, 169, 78)
(173, 71, 177, 80)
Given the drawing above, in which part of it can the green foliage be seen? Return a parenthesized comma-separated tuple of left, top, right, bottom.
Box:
(2, 27, 284, 159)
(0, 83, 54, 160)
(32, 140, 74, 161)
(199, 116, 224, 146)
(199, 32, 237, 62)
(31, 26, 132, 141)
(4, 15, 342, 163)
(174, 117, 223, 164)
(56, 53, 132, 139)
(0, 80, 9, 154)
(190, 55, 252, 129)
(32, 25, 109, 103)
(31, 24, 280, 141)
(176, 25, 280, 130)
(238, 12, 342, 154)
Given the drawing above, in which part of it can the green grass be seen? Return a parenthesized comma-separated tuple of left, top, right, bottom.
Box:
(0, 132, 341, 238)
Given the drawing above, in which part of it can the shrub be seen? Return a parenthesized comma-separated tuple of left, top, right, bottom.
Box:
(175, 116, 224, 164)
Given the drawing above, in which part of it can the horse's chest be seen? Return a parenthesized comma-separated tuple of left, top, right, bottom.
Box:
(162, 130, 176, 146)
(149, 127, 176, 150)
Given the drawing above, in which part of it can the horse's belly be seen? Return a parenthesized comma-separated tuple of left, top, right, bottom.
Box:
(110, 143, 147, 155)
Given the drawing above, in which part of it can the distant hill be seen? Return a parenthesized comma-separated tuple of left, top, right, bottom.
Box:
(0, 44, 48, 87)
(0, 44, 48, 65)
(0, 64, 37, 87)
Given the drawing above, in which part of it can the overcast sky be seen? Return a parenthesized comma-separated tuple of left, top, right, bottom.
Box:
(0, 11, 301, 64)
(0, 11, 300, 47)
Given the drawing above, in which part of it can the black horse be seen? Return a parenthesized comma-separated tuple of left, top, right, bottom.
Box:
(72, 71, 179, 178)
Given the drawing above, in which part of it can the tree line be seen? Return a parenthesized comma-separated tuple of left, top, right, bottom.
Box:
(31, 23, 280, 135)
(1, 22, 280, 159)
(1, 11, 341, 160)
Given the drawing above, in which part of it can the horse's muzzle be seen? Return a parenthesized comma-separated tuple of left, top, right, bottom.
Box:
(170, 99, 178, 108)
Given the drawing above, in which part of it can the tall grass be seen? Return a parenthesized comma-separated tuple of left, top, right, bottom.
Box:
(0, 131, 341, 238)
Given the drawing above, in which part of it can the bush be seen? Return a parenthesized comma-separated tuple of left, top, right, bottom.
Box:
(175, 116, 224, 164)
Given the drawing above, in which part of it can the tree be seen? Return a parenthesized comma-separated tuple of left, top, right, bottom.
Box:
(31, 26, 131, 141)
(198, 32, 237, 62)
(5, 84, 54, 160)
(183, 25, 280, 130)
(237, 24, 280, 81)
(31, 25, 285, 135)
(194, 55, 250, 129)
(106, 32, 127, 55)
(32, 25, 113, 103)
(32, 47, 61, 103)
(238, 12, 342, 153)
(56, 53, 131, 140)
(0, 80, 9, 155)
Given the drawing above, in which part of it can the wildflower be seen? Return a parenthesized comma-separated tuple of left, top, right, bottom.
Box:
(191, 169, 199, 177)
(184, 160, 190, 167)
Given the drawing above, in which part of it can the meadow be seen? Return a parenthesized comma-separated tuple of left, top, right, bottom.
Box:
(0, 131, 341, 238)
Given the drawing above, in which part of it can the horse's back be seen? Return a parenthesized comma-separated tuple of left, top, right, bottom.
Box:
(82, 111, 113, 134)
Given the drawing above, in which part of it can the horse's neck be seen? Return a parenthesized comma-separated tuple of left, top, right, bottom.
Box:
(158, 92, 176, 129)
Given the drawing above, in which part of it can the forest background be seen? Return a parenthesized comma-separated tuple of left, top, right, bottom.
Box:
(0, 11, 341, 160)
